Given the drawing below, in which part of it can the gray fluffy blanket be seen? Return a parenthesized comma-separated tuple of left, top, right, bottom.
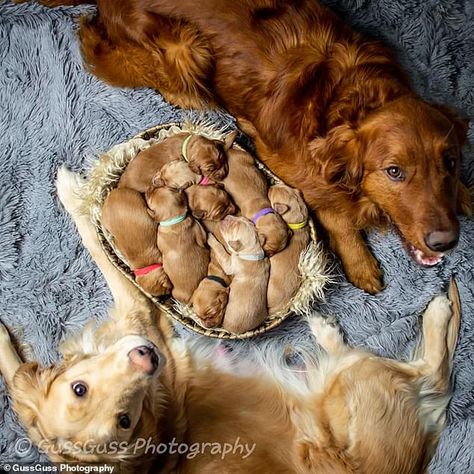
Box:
(0, 0, 473, 471)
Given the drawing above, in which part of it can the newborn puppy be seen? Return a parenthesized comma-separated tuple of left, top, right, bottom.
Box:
(192, 250, 231, 328)
(152, 159, 206, 190)
(208, 216, 269, 334)
(218, 148, 289, 255)
(185, 183, 236, 221)
(101, 188, 172, 296)
(267, 184, 311, 313)
(119, 132, 234, 192)
(145, 186, 209, 304)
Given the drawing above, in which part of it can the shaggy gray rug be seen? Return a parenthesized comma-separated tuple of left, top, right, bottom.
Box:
(0, 0, 473, 471)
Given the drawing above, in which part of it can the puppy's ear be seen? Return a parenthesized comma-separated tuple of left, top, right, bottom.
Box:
(151, 172, 164, 187)
(434, 104, 469, 145)
(192, 209, 207, 220)
(147, 208, 156, 219)
(227, 239, 243, 252)
(309, 124, 362, 193)
(273, 203, 289, 215)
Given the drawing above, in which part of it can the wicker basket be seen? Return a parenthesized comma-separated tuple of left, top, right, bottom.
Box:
(81, 120, 330, 339)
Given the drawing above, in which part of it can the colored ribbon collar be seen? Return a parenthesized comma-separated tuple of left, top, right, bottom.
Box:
(160, 213, 187, 227)
(181, 135, 193, 163)
(237, 252, 265, 261)
(205, 275, 227, 287)
(252, 207, 274, 225)
(288, 219, 308, 230)
(134, 263, 162, 277)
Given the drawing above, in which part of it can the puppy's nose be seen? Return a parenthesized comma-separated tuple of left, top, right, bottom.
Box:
(424, 230, 459, 252)
(128, 346, 159, 375)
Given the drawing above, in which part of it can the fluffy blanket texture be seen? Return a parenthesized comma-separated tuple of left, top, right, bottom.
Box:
(0, 0, 473, 471)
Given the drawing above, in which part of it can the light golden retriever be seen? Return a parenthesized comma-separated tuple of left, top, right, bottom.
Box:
(0, 167, 460, 473)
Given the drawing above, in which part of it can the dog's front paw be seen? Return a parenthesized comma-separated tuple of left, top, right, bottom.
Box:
(56, 166, 86, 216)
(344, 253, 384, 294)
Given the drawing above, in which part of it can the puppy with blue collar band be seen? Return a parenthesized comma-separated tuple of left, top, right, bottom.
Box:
(145, 186, 209, 304)
(208, 216, 269, 334)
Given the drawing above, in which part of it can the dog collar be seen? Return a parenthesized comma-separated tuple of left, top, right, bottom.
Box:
(199, 176, 211, 186)
(205, 275, 227, 287)
(238, 252, 265, 261)
(252, 207, 274, 225)
(160, 213, 187, 227)
(134, 263, 163, 277)
(181, 135, 193, 162)
(288, 219, 308, 230)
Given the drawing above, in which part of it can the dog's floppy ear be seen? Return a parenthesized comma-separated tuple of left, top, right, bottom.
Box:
(9, 363, 57, 428)
(309, 124, 362, 193)
(151, 172, 164, 188)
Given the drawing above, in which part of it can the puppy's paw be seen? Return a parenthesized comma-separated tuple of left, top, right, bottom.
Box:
(56, 166, 86, 216)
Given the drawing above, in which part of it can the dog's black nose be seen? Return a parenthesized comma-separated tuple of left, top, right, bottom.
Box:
(128, 346, 159, 375)
(424, 230, 459, 252)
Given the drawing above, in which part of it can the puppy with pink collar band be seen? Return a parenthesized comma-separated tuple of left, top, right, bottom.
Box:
(217, 147, 289, 255)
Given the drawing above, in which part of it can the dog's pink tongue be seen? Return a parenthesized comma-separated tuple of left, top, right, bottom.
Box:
(411, 247, 443, 266)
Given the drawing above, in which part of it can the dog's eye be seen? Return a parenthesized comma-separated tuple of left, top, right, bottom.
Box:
(71, 382, 88, 397)
(118, 414, 131, 430)
(385, 166, 405, 181)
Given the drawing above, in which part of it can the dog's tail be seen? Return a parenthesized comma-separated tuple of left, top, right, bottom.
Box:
(414, 277, 461, 468)
(78, 15, 216, 109)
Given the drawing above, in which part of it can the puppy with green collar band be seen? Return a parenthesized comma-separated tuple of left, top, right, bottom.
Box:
(146, 186, 209, 304)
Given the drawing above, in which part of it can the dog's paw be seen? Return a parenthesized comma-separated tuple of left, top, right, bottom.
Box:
(345, 254, 384, 294)
(56, 166, 86, 216)
(307, 315, 344, 352)
(424, 294, 452, 325)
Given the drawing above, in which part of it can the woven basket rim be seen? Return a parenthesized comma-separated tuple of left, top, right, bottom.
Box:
(83, 120, 330, 339)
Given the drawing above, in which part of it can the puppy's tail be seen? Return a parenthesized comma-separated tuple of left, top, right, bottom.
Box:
(79, 15, 216, 109)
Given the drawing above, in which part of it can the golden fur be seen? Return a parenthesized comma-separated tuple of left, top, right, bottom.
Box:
(145, 186, 209, 304)
(101, 187, 172, 296)
(0, 167, 461, 473)
(267, 184, 311, 313)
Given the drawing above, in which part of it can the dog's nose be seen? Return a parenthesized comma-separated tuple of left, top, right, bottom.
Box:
(128, 346, 159, 375)
(424, 230, 459, 252)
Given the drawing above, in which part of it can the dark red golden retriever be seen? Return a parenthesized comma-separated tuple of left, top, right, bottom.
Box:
(42, 0, 472, 293)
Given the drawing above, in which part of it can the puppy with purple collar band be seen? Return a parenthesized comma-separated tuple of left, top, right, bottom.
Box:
(216, 147, 289, 255)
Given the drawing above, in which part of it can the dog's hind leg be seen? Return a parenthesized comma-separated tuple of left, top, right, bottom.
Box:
(56, 167, 154, 320)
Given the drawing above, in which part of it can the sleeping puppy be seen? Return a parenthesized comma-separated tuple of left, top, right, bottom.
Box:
(267, 184, 311, 313)
(191, 250, 231, 328)
(218, 147, 289, 256)
(185, 182, 237, 221)
(145, 186, 209, 304)
(102, 187, 173, 296)
(152, 159, 207, 190)
(208, 216, 269, 333)
(0, 166, 462, 473)
(119, 132, 234, 192)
